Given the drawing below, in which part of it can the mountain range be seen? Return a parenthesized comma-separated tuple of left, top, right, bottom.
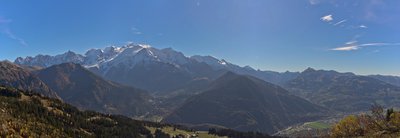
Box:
(369, 75, 400, 87)
(9, 43, 400, 134)
(1, 61, 155, 117)
(3, 59, 325, 133)
(285, 68, 400, 112)
(14, 43, 300, 93)
(36, 63, 155, 117)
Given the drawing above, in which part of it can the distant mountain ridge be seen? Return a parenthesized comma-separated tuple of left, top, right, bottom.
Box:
(15, 51, 85, 67)
(14, 43, 399, 89)
(10, 44, 400, 134)
(285, 68, 400, 112)
(369, 75, 400, 87)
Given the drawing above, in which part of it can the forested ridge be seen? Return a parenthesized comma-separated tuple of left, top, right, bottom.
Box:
(0, 85, 154, 137)
(0, 86, 272, 138)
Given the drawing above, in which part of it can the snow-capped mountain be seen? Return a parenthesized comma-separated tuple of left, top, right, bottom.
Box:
(190, 55, 228, 69)
(15, 43, 298, 92)
(15, 43, 192, 70)
(15, 51, 85, 67)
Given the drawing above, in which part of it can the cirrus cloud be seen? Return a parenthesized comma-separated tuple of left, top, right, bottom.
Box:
(0, 16, 28, 46)
(331, 41, 400, 51)
(333, 19, 347, 26)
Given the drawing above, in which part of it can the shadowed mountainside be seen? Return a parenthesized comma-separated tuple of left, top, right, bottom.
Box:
(0, 61, 59, 99)
(164, 72, 327, 133)
(37, 63, 155, 117)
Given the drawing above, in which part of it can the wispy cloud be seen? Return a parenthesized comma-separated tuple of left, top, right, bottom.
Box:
(345, 41, 357, 45)
(331, 41, 400, 51)
(321, 14, 333, 22)
(359, 25, 368, 28)
(331, 45, 359, 51)
(309, 0, 320, 5)
(0, 16, 28, 46)
(131, 27, 142, 35)
(333, 19, 347, 26)
(2, 28, 28, 46)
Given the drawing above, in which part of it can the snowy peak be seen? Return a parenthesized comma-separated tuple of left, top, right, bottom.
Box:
(15, 51, 83, 67)
(53, 51, 84, 65)
(103, 46, 123, 58)
(85, 49, 103, 57)
(14, 42, 302, 88)
(115, 45, 145, 58)
(137, 44, 151, 49)
(84, 49, 103, 65)
(156, 47, 189, 65)
(137, 47, 155, 57)
(14, 57, 24, 64)
(14, 43, 265, 80)
(14, 43, 253, 73)
(129, 47, 157, 62)
(105, 46, 191, 69)
(190, 55, 228, 69)
(219, 59, 228, 65)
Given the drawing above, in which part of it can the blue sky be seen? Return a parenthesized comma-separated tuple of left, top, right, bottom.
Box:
(1, 0, 399, 75)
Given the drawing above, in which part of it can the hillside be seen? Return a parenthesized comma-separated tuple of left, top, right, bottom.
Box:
(0, 86, 273, 138)
(0, 86, 152, 137)
(164, 72, 327, 134)
(36, 63, 155, 118)
(369, 75, 400, 87)
(285, 68, 400, 112)
(0, 61, 59, 99)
